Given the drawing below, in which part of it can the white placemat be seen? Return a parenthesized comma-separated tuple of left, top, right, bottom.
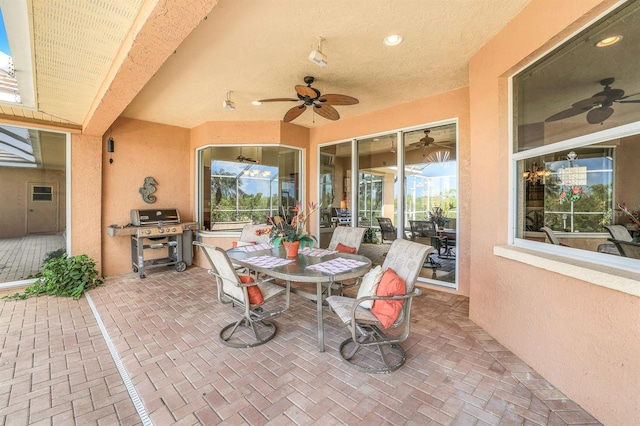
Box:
(306, 257, 367, 274)
(234, 243, 273, 252)
(241, 255, 294, 268)
(299, 248, 338, 257)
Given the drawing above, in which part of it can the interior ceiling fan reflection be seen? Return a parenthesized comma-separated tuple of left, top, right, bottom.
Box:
(545, 77, 640, 124)
(410, 130, 451, 156)
(236, 155, 259, 163)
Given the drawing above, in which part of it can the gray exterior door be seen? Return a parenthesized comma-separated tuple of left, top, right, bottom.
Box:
(27, 182, 59, 234)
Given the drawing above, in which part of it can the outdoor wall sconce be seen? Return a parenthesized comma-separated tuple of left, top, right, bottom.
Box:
(107, 137, 115, 164)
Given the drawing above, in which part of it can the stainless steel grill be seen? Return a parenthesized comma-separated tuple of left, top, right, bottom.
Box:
(126, 208, 197, 278)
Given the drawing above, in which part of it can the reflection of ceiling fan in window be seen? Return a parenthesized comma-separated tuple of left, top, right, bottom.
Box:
(545, 77, 640, 124)
(236, 147, 260, 163)
(410, 130, 452, 157)
(236, 154, 258, 163)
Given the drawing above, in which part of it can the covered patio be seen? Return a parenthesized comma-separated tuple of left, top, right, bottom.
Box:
(0, 267, 599, 425)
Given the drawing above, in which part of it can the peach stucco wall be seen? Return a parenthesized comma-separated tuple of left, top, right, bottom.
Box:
(308, 87, 471, 297)
(100, 117, 191, 276)
(71, 134, 103, 269)
(469, 0, 639, 424)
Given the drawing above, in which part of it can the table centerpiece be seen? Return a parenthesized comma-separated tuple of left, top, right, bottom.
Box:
(257, 202, 321, 257)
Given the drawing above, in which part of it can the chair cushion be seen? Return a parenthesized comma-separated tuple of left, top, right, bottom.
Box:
(355, 265, 383, 309)
(371, 268, 405, 328)
(239, 275, 264, 305)
(335, 242, 357, 253)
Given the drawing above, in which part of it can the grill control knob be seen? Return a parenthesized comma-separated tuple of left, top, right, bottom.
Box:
(144, 229, 151, 235)
(158, 228, 164, 234)
(171, 227, 176, 232)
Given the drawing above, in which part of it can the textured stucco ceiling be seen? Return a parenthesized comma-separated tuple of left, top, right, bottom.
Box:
(0, 0, 534, 131)
(122, 0, 532, 128)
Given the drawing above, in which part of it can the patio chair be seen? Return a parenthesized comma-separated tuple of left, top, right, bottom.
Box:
(238, 223, 272, 245)
(194, 242, 290, 348)
(541, 226, 570, 247)
(604, 225, 633, 242)
(328, 226, 366, 253)
(326, 239, 432, 373)
(376, 217, 397, 242)
(327, 226, 367, 295)
(409, 220, 442, 270)
(608, 239, 640, 259)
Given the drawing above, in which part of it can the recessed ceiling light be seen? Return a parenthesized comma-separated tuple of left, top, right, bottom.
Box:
(383, 34, 403, 47)
(595, 35, 622, 47)
(251, 100, 262, 106)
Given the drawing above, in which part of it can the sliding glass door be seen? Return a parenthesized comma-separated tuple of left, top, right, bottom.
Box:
(318, 122, 458, 288)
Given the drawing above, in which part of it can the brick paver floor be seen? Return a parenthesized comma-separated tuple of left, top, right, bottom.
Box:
(0, 266, 601, 425)
(0, 234, 66, 283)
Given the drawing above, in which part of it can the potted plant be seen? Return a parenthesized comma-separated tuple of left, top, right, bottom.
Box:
(257, 202, 321, 257)
(428, 206, 449, 229)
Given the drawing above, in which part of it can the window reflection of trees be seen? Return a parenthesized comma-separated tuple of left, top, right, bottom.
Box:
(200, 146, 301, 228)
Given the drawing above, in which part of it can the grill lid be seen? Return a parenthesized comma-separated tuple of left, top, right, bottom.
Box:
(131, 209, 180, 226)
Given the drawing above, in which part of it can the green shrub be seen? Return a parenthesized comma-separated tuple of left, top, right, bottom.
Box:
(363, 227, 380, 244)
(43, 248, 66, 264)
(3, 254, 103, 300)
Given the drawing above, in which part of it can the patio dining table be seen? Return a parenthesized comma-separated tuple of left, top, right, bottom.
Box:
(227, 244, 372, 352)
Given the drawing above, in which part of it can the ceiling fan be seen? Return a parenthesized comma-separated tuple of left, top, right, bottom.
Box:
(236, 154, 258, 163)
(545, 77, 640, 124)
(411, 130, 451, 156)
(258, 76, 358, 122)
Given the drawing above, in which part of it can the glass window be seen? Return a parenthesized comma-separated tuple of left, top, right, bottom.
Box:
(32, 186, 53, 201)
(357, 134, 397, 229)
(404, 124, 457, 286)
(319, 122, 459, 289)
(198, 146, 301, 231)
(513, 1, 640, 265)
(514, 1, 640, 152)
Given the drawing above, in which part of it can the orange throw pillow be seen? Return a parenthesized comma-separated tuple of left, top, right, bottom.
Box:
(370, 268, 405, 328)
(239, 275, 264, 305)
(335, 243, 357, 253)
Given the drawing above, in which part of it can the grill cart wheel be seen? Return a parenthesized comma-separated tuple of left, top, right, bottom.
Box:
(175, 261, 187, 272)
(133, 265, 139, 273)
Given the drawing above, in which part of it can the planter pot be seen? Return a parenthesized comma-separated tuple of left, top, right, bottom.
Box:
(283, 241, 300, 258)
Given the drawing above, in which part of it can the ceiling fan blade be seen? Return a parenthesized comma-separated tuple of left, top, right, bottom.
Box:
(318, 94, 359, 105)
(571, 95, 607, 109)
(617, 99, 640, 104)
(314, 104, 340, 121)
(295, 85, 317, 98)
(545, 107, 590, 122)
(617, 92, 640, 101)
(257, 98, 299, 102)
(586, 106, 614, 124)
(283, 105, 306, 122)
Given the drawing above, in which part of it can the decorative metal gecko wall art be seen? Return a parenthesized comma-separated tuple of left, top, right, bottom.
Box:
(139, 177, 158, 204)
